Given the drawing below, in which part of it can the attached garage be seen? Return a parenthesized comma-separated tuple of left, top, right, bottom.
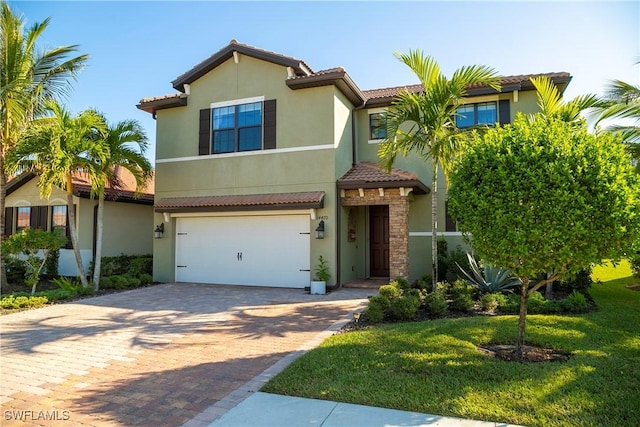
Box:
(175, 214, 310, 287)
(155, 191, 325, 288)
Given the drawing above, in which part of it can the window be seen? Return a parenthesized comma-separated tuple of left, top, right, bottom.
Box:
(16, 207, 30, 231)
(445, 202, 458, 232)
(51, 205, 67, 237)
(455, 102, 497, 128)
(212, 101, 263, 154)
(369, 112, 387, 140)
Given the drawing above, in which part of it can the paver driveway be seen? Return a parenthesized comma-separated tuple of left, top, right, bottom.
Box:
(0, 284, 372, 426)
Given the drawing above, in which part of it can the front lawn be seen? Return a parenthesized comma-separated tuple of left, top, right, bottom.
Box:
(263, 261, 639, 427)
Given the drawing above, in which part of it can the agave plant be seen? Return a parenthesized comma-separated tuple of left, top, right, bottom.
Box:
(456, 252, 521, 293)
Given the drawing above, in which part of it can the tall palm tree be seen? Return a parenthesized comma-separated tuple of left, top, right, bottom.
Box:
(92, 118, 152, 290)
(530, 75, 604, 123)
(378, 50, 500, 291)
(0, 1, 88, 286)
(7, 100, 107, 287)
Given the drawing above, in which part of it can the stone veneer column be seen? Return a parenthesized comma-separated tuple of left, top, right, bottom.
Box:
(389, 196, 410, 279)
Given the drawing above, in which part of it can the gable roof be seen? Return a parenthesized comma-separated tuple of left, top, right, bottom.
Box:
(337, 162, 429, 194)
(6, 168, 154, 205)
(137, 41, 572, 115)
(172, 40, 314, 93)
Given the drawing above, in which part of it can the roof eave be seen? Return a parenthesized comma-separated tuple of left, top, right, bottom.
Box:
(337, 180, 429, 195)
(172, 43, 311, 92)
(286, 71, 366, 106)
(136, 96, 187, 115)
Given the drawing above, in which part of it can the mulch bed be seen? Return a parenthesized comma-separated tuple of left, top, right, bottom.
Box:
(478, 344, 572, 362)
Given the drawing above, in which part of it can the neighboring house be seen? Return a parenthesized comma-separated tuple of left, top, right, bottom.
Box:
(4, 168, 154, 276)
(138, 40, 571, 288)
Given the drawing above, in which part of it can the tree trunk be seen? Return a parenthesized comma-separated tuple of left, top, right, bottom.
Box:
(66, 175, 87, 287)
(0, 165, 7, 288)
(515, 276, 530, 361)
(92, 196, 104, 291)
(431, 162, 438, 292)
(545, 271, 554, 299)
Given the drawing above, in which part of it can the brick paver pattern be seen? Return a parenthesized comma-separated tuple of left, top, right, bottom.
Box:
(0, 284, 371, 426)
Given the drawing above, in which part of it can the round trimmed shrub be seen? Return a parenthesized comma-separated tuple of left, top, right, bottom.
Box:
(389, 295, 420, 321)
(379, 284, 402, 301)
(364, 295, 390, 324)
(424, 290, 448, 316)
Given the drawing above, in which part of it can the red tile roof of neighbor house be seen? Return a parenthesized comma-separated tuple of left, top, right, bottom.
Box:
(71, 167, 154, 205)
(6, 168, 154, 205)
(155, 191, 325, 212)
(337, 162, 429, 194)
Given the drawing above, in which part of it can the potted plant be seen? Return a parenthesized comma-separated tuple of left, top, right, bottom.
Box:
(310, 255, 330, 295)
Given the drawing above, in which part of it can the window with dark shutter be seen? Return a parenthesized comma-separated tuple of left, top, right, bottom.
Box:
(199, 108, 211, 155)
(201, 99, 276, 155)
(499, 100, 511, 125)
(4, 207, 13, 237)
(29, 206, 48, 230)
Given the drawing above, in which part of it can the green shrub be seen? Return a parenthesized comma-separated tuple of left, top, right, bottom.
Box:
(424, 290, 448, 316)
(100, 276, 115, 289)
(4, 256, 26, 285)
(452, 294, 475, 312)
(139, 273, 153, 284)
(379, 284, 402, 301)
(126, 276, 141, 287)
(0, 295, 48, 309)
(365, 295, 390, 323)
(110, 275, 129, 289)
(566, 290, 588, 312)
(51, 276, 81, 292)
(415, 275, 432, 290)
(389, 295, 420, 321)
(37, 289, 75, 301)
(129, 256, 153, 278)
(44, 248, 59, 278)
(450, 279, 473, 299)
(480, 293, 499, 312)
(390, 278, 411, 291)
(500, 293, 520, 314)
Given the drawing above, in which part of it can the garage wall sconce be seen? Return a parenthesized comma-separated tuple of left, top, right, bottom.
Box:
(154, 223, 165, 239)
(315, 220, 325, 239)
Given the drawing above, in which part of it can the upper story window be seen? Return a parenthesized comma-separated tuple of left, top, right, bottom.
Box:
(212, 101, 263, 153)
(200, 96, 276, 156)
(456, 102, 497, 128)
(369, 111, 388, 141)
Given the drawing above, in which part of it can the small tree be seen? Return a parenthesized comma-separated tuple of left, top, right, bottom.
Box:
(448, 114, 640, 360)
(2, 228, 66, 294)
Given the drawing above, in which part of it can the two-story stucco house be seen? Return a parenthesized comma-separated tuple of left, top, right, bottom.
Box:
(138, 40, 570, 289)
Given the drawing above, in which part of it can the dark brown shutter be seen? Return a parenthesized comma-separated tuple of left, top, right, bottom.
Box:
(4, 207, 13, 237)
(65, 205, 75, 249)
(199, 108, 211, 155)
(36, 206, 48, 230)
(263, 99, 276, 150)
(499, 100, 510, 125)
(29, 207, 38, 229)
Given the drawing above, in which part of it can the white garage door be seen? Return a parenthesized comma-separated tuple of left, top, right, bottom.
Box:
(175, 214, 310, 288)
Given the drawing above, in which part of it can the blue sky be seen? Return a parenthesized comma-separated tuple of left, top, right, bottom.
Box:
(9, 1, 639, 164)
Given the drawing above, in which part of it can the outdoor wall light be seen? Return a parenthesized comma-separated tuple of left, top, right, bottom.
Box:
(315, 220, 325, 239)
(154, 223, 165, 239)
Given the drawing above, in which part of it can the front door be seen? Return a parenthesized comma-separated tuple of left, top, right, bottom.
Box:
(369, 205, 390, 277)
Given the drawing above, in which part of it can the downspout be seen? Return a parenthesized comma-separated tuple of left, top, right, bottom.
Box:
(329, 98, 367, 291)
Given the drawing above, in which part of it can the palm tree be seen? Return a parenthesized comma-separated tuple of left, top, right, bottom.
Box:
(378, 50, 500, 291)
(529, 75, 604, 123)
(92, 118, 152, 290)
(7, 100, 107, 287)
(596, 77, 640, 172)
(1, 1, 88, 286)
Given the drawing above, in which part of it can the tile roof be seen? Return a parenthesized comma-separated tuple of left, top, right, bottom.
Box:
(155, 191, 325, 212)
(337, 162, 429, 194)
(71, 167, 154, 205)
(363, 72, 571, 101)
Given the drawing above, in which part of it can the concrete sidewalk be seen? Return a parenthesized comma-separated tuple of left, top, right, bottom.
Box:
(207, 392, 519, 427)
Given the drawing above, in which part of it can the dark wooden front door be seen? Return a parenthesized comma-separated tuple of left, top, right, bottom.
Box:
(370, 205, 390, 277)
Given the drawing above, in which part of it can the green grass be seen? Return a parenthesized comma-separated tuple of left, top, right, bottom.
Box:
(263, 261, 640, 427)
